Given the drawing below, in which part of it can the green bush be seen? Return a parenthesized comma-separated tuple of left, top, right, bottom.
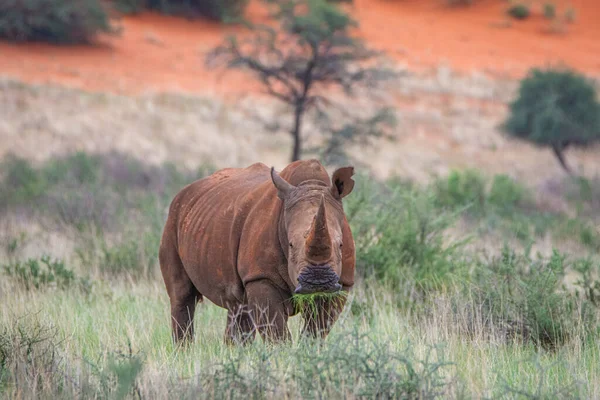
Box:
(0, 152, 101, 208)
(111, 0, 146, 14)
(573, 258, 600, 307)
(291, 330, 450, 398)
(0, 152, 214, 278)
(0, 319, 61, 395)
(565, 176, 600, 220)
(1, 256, 82, 291)
(432, 169, 487, 215)
(0, 155, 47, 206)
(44, 151, 101, 186)
(0, 152, 208, 231)
(543, 2, 556, 19)
(202, 329, 451, 398)
(98, 234, 159, 277)
(500, 356, 584, 399)
(504, 68, 600, 174)
(564, 7, 576, 23)
(507, 4, 531, 20)
(0, 0, 117, 44)
(471, 247, 598, 348)
(112, 0, 248, 21)
(347, 176, 467, 300)
(445, 0, 474, 5)
(488, 174, 528, 212)
(427, 169, 599, 248)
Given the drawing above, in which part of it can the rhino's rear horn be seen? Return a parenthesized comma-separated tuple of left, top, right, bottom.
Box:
(305, 196, 332, 262)
(271, 167, 295, 199)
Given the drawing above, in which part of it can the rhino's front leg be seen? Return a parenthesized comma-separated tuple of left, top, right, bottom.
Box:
(301, 293, 347, 339)
(245, 280, 291, 343)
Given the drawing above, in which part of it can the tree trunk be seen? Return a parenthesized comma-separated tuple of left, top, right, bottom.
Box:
(291, 105, 303, 162)
(551, 143, 573, 175)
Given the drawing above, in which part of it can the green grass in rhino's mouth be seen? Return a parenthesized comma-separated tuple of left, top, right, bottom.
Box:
(292, 291, 348, 312)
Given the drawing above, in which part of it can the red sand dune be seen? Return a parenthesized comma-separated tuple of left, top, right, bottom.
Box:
(0, 0, 598, 96)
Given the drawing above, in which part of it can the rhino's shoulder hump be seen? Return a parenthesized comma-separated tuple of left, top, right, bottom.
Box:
(244, 162, 269, 172)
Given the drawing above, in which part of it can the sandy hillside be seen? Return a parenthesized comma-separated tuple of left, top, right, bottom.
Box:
(0, 0, 599, 185)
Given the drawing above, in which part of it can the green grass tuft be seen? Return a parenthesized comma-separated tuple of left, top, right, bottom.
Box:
(292, 291, 348, 314)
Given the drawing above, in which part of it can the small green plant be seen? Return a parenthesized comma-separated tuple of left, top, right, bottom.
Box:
(564, 7, 576, 23)
(3, 232, 27, 262)
(540, 3, 577, 34)
(445, 0, 474, 5)
(0, 318, 62, 395)
(100, 239, 149, 277)
(488, 174, 528, 213)
(507, 3, 531, 20)
(432, 169, 487, 215)
(2, 256, 77, 290)
(500, 356, 584, 398)
(573, 259, 600, 307)
(543, 2, 556, 19)
(0, 0, 117, 44)
(90, 342, 144, 400)
(504, 68, 600, 175)
(566, 176, 600, 221)
(0, 155, 47, 206)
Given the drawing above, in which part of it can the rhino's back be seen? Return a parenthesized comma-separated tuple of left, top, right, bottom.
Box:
(170, 162, 275, 307)
(175, 162, 271, 227)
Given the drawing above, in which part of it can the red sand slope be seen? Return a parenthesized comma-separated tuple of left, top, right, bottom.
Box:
(0, 0, 598, 96)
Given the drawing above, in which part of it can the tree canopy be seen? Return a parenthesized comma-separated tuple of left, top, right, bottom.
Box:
(504, 68, 600, 174)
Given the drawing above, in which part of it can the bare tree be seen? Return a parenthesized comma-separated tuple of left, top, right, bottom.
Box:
(207, 0, 397, 162)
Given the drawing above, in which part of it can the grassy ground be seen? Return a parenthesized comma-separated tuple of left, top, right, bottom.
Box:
(1, 7, 600, 395)
(2, 278, 600, 398)
(1, 152, 600, 398)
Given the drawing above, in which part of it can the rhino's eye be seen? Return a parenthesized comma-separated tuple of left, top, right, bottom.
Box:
(339, 243, 343, 248)
(289, 242, 294, 248)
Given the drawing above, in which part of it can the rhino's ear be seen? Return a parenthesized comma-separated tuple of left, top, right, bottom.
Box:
(331, 166, 355, 200)
(271, 167, 295, 200)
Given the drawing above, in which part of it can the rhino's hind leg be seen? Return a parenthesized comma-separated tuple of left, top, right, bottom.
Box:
(224, 306, 256, 346)
(169, 282, 201, 345)
(159, 239, 202, 345)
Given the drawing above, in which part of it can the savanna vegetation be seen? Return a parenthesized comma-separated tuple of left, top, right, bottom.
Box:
(0, 0, 248, 45)
(111, 0, 249, 21)
(1, 151, 599, 398)
(1, 0, 599, 398)
(0, 0, 117, 44)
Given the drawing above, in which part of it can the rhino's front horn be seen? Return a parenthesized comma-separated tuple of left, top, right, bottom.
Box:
(305, 195, 332, 262)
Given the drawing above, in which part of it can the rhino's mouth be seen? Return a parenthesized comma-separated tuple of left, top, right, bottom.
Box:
(295, 264, 342, 294)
